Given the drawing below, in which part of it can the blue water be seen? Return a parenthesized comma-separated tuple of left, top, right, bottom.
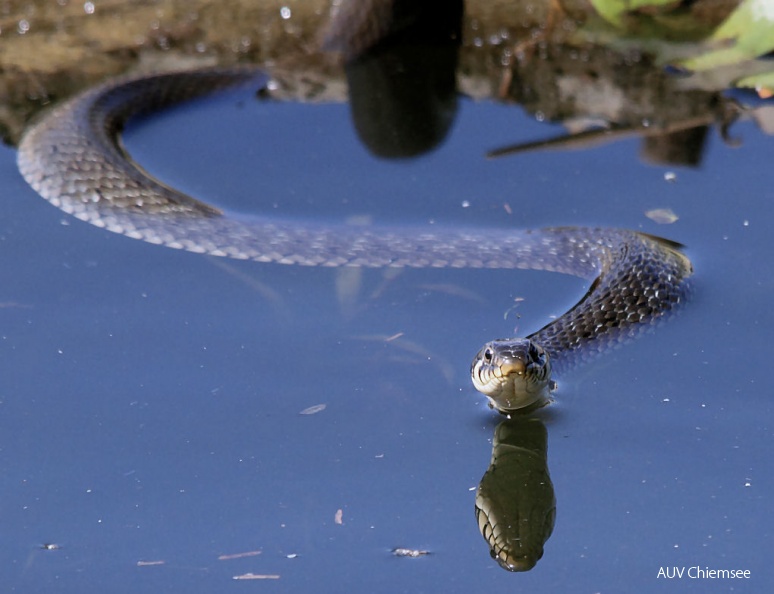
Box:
(0, 83, 771, 593)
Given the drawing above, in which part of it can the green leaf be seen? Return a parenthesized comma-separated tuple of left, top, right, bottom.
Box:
(680, 0, 774, 71)
(589, 0, 682, 28)
(736, 70, 774, 93)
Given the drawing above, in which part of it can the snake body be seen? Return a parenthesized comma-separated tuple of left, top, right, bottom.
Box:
(17, 67, 693, 412)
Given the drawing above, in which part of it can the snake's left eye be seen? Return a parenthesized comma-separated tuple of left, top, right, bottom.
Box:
(484, 348, 493, 361)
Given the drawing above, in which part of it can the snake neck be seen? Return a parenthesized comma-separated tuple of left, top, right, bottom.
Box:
(529, 232, 692, 372)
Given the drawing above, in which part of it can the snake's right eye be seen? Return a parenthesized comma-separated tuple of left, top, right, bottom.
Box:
(484, 348, 493, 361)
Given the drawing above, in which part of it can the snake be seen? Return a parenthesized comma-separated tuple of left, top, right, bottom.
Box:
(16, 66, 693, 415)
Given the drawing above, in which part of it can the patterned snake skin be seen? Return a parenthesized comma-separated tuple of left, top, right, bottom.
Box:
(17, 67, 693, 407)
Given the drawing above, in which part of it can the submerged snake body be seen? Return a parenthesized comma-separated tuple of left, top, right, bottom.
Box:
(17, 68, 693, 412)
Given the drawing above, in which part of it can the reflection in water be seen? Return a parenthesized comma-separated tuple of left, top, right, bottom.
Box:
(486, 99, 748, 167)
(488, 51, 749, 167)
(475, 417, 555, 572)
(332, 0, 464, 158)
(325, 0, 771, 166)
(344, 42, 460, 158)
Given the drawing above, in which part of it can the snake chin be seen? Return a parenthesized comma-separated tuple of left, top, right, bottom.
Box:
(471, 339, 552, 414)
(492, 549, 543, 572)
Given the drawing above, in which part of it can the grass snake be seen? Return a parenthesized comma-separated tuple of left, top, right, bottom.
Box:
(17, 67, 693, 414)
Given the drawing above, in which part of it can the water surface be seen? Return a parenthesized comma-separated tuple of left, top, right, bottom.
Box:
(0, 83, 772, 593)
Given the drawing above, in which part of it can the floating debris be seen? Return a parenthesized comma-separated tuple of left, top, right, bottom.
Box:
(40, 543, 61, 551)
(218, 550, 262, 561)
(664, 171, 677, 182)
(392, 548, 431, 558)
(503, 296, 525, 321)
(299, 403, 326, 415)
(136, 560, 165, 567)
(645, 208, 679, 224)
(334, 508, 344, 525)
(233, 573, 280, 580)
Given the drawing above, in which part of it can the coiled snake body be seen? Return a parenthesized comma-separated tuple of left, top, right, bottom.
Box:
(17, 67, 693, 413)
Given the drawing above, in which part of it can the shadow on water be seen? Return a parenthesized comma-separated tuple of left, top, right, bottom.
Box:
(3, 0, 774, 591)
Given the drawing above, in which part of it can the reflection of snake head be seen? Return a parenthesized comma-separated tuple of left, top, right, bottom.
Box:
(475, 418, 556, 572)
(471, 339, 552, 414)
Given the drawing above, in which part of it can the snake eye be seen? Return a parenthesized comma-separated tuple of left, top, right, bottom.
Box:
(528, 343, 541, 361)
(484, 348, 493, 362)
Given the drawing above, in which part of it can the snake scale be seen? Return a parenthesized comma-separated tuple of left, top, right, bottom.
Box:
(17, 66, 693, 413)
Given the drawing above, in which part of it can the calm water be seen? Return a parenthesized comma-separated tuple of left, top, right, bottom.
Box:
(0, 81, 772, 593)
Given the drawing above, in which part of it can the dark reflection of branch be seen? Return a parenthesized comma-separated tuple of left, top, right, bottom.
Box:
(475, 416, 556, 572)
(330, 0, 464, 158)
(486, 112, 727, 166)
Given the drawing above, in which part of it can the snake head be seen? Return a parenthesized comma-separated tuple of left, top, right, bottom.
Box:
(471, 339, 551, 414)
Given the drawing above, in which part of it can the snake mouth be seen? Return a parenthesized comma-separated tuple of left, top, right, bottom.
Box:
(471, 339, 551, 414)
(498, 359, 526, 378)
